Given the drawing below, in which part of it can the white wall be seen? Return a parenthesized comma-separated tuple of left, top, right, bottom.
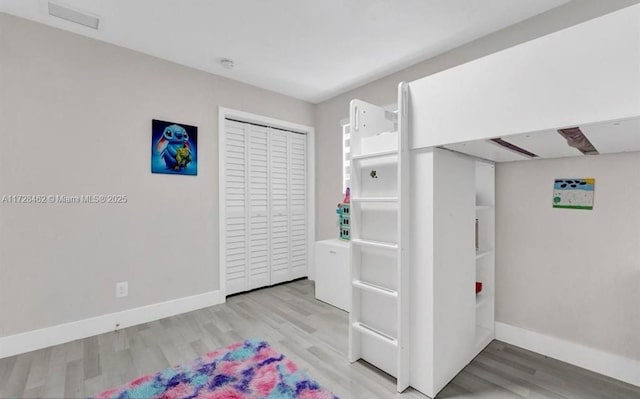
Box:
(496, 152, 640, 361)
(0, 13, 314, 339)
(314, 0, 640, 240)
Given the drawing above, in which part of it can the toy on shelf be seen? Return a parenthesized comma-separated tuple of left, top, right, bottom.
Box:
(342, 187, 351, 204)
(475, 281, 483, 294)
(336, 188, 351, 240)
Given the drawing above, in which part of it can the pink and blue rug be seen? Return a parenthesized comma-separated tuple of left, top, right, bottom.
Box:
(93, 339, 338, 399)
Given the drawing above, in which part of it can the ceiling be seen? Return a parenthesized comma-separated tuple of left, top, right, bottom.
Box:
(443, 117, 640, 162)
(0, 0, 570, 103)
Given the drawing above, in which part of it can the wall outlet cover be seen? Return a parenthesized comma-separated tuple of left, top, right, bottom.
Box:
(115, 281, 128, 298)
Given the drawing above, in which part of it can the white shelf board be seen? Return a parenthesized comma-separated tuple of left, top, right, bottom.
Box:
(352, 322, 398, 346)
(476, 249, 493, 260)
(352, 197, 398, 203)
(475, 293, 493, 308)
(351, 238, 398, 250)
(352, 280, 398, 298)
(475, 205, 493, 211)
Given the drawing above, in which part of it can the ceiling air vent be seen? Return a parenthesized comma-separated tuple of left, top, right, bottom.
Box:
(48, 2, 100, 30)
(557, 127, 599, 155)
(489, 138, 538, 158)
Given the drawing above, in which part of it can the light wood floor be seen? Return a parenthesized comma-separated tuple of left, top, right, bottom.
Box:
(1, 279, 638, 398)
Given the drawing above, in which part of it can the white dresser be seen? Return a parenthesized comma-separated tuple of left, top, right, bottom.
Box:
(314, 239, 351, 311)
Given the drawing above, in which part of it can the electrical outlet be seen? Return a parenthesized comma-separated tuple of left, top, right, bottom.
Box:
(115, 281, 128, 298)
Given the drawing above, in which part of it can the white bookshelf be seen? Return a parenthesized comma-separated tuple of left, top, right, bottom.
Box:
(409, 148, 496, 398)
(474, 161, 495, 354)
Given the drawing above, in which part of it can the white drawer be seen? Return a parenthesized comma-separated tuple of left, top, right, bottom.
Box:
(315, 239, 351, 311)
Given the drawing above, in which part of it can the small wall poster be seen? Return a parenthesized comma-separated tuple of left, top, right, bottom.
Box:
(151, 119, 197, 176)
(553, 178, 595, 210)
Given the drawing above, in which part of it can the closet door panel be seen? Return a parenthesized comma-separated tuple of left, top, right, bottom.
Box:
(247, 126, 270, 290)
(289, 133, 307, 279)
(224, 121, 248, 295)
(269, 130, 291, 284)
(223, 119, 308, 296)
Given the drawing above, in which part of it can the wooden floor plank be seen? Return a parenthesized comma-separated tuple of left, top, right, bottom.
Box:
(1, 353, 32, 398)
(64, 359, 85, 398)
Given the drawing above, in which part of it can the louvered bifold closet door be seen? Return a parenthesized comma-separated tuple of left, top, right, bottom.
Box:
(224, 120, 248, 295)
(289, 133, 307, 279)
(247, 125, 270, 290)
(269, 129, 291, 284)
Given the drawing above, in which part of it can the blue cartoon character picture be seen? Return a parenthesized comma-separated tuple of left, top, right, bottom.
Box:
(151, 119, 197, 175)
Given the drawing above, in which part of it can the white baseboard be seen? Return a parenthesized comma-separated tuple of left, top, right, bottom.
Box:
(496, 322, 640, 387)
(0, 290, 224, 359)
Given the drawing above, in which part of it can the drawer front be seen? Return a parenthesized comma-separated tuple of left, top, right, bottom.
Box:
(315, 241, 351, 311)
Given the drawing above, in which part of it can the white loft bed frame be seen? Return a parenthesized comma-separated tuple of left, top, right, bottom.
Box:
(408, 4, 640, 151)
(349, 4, 640, 397)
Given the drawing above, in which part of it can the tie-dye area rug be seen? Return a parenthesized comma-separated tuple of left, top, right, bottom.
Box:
(93, 339, 338, 399)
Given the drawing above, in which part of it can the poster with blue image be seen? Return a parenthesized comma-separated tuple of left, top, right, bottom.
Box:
(151, 119, 197, 176)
